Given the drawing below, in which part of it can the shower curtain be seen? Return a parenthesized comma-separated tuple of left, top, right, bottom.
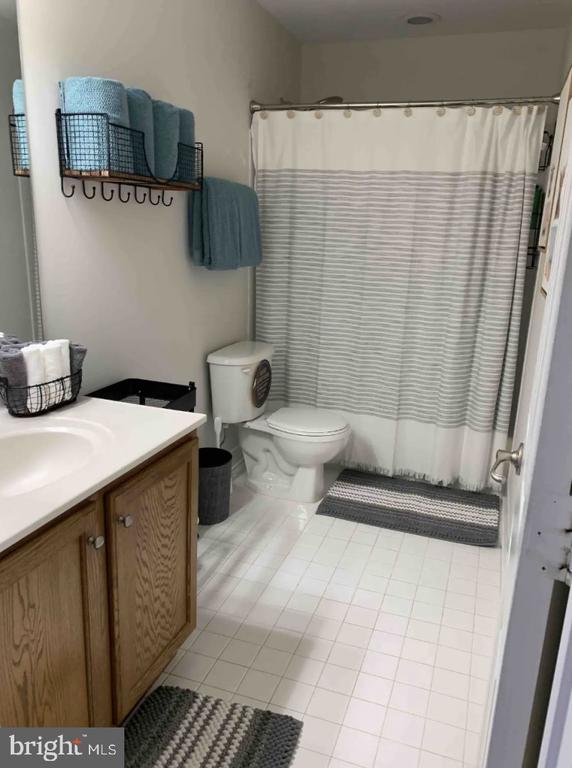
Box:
(252, 105, 546, 490)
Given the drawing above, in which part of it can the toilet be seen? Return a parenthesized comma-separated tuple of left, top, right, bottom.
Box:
(207, 341, 350, 502)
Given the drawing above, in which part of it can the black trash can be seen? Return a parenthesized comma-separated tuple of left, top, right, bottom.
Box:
(198, 448, 232, 525)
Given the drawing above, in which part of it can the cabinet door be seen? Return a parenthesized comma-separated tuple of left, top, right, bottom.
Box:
(0, 500, 112, 726)
(106, 438, 197, 721)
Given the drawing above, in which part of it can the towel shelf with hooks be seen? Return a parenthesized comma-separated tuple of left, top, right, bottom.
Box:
(8, 114, 30, 177)
(55, 110, 203, 206)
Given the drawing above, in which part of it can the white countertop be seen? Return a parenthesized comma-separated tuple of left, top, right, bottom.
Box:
(0, 397, 206, 554)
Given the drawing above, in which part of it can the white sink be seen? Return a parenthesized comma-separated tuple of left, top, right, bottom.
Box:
(0, 421, 111, 497)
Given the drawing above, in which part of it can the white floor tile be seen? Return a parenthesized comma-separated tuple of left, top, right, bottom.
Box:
(271, 679, 315, 711)
(389, 682, 430, 717)
(237, 669, 281, 702)
(344, 698, 387, 735)
(318, 663, 358, 695)
(354, 672, 393, 706)
(329, 641, 366, 670)
(422, 720, 466, 761)
(382, 708, 425, 748)
(301, 714, 340, 755)
(307, 688, 350, 723)
(334, 726, 379, 767)
(375, 738, 420, 768)
(186, 482, 501, 768)
(171, 651, 215, 683)
(220, 638, 260, 667)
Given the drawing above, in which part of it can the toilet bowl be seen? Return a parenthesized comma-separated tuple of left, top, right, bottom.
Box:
(240, 407, 350, 502)
(207, 341, 351, 503)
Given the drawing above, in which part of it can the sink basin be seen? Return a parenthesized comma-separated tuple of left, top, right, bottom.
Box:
(0, 426, 106, 497)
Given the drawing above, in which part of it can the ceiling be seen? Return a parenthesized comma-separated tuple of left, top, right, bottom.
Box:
(257, 0, 572, 43)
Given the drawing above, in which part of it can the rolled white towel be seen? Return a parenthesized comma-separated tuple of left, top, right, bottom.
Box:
(53, 339, 71, 399)
(42, 340, 67, 406)
(21, 344, 45, 413)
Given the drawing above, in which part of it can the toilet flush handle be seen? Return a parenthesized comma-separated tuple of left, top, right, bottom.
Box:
(241, 367, 252, 374)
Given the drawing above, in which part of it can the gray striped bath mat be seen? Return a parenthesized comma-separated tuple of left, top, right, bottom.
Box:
(317, 470, 499, 546)
(125, 686, 302, 768)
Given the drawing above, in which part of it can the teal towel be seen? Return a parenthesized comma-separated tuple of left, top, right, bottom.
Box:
(127, 88, 154, 177)
(190, 177, 263, 271)
(12, 80, 29, 171)
(153, 100, 179, 180)
(59, 77, 130, 172)
(179, 108, 195, 146)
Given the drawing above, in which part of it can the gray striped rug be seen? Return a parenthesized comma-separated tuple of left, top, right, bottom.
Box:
(125, 686, 302, 768)
(317, 470, 499, 546)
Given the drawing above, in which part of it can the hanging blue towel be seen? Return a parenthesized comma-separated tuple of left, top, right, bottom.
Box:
(153, 100, 179, 180)
(59, 77, 130, 172)
(190, 177, 263, 271)
(11, 80, 29, 171)
(127, 88, 155, 177)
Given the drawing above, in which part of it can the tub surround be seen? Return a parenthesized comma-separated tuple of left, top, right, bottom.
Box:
(0, 396, 205, 553)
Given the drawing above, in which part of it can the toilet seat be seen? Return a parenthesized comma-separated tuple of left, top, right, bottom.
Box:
(266, 407, 348, 437)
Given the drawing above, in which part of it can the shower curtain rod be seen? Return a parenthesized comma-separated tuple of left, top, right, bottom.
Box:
(250, 95, 559, 113)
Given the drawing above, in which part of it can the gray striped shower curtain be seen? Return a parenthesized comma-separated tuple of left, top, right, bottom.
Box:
(252, 106, 545, 490)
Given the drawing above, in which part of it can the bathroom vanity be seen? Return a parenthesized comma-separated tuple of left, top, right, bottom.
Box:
(0, 397, 205, 726)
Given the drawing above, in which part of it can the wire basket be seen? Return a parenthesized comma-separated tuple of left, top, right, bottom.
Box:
(56, 110, 203, 188)
(9, 114, 30, 176)
(0, 370, 83, 417)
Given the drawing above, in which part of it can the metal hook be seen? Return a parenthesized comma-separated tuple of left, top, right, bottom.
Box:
(118, 184, 131, 203)
(61, 177, 75, 198)
(161, 190, 174, 207)
(81, 179, 97, 199)
(134, 186, 147, 204)
(148, 188, 161, 206)
(101, 182, 115, 202)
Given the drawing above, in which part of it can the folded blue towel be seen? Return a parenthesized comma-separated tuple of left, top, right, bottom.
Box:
(12, 80, 29, 171)
(179, 108, 195, 147)
(153, 100, 179, 180)
(59, 77, 130, 172)
(127, 88, 155, 177)
(190, 177, 263, 271)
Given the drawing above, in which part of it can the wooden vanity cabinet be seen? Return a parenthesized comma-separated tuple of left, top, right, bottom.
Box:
(0, 433, 198, 727)
(0, 499, 112, 727)
(106, 438, 198, 721)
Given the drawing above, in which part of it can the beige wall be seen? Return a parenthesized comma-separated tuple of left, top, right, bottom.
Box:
(0, 17, 32, 341)
(17, 0, 299, 445)
(301, 27, 569, 103)
(564, 24, 572, 78)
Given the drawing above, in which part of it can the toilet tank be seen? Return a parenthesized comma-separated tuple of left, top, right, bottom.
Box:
(207, 341, 274, 424)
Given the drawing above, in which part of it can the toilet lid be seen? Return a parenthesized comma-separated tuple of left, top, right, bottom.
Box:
(267, 407, 348, 436)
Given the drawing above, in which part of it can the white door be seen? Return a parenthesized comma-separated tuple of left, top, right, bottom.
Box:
(537, 584, 572, 767)
(484, 76, 572, 768)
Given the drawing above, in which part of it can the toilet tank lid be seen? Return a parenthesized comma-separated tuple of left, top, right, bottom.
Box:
(207, 341, 274, 366)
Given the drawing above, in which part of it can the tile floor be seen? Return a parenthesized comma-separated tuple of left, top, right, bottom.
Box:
(163, 477, 501, 768)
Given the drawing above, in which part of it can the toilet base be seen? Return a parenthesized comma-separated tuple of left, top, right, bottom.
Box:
(240, 426, 326, 503)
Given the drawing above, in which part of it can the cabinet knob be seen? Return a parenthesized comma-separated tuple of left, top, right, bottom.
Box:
(87, 535, 105, 550)
(118, 515, 134, 528)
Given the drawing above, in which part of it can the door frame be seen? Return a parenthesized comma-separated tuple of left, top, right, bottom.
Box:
(484, 127, 572, 766)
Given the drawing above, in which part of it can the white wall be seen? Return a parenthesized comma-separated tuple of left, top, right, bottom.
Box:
(17, 0, 299, 445)
(0, 17, 32, 341)
(301, 27, 569, 103)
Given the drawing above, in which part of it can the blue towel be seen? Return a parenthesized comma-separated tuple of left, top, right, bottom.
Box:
(179, 108, 195, 147)
(190, 177, 263, 271)
(59, 77, 130, 172)
(153, 100, 179, 180)
(12, 80, 29, 171)
(127, 88, 155, 177)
